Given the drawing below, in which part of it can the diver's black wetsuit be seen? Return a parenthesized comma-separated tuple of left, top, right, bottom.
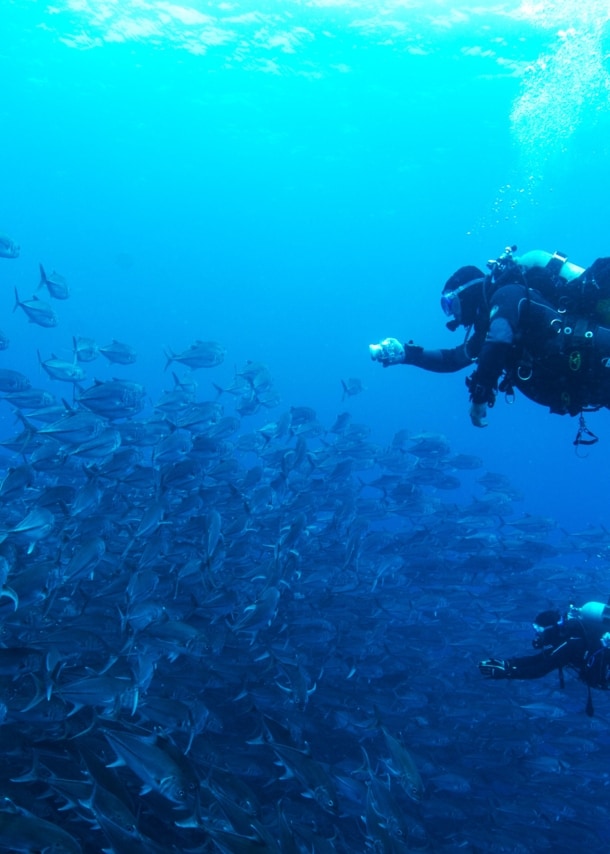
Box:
(507, 618, 610, 694)
(480, 605, 610, 714)
(407, 283, 610, 417)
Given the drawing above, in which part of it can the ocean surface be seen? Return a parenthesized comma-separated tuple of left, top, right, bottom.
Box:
(2, 1, 610, 852)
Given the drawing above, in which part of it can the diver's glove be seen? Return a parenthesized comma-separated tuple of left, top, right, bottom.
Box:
(470, 402, 488, 428)
(478, 659, 509, 679)
(369, 337, 406, 367)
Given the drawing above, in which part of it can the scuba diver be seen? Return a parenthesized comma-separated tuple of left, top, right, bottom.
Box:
(478, 601, 610, 716)
(369, 247, 610, 441)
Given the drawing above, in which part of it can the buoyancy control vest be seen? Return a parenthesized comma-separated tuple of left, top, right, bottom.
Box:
(567, 602, 610, 704)
(504, 288, 610, 416)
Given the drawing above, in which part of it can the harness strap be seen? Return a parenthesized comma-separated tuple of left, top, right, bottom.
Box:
(573, 413, 599, 449)
(546, 250, 568, 280)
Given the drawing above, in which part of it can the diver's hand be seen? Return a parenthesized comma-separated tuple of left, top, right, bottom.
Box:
(369, 338, 405, 367)
(470, 402, 488, 428)
(478, 659, 508, 679)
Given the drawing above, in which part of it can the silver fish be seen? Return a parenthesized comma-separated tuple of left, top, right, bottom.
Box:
(73, 336, 99, 362)
(13, 288, 58, 327)
(0, 233, 19, 258)
(38, 351, 86, 383)
(164, 339, 225, 370)
(99, 339, 137, 364)
(39, 263, 70, 299)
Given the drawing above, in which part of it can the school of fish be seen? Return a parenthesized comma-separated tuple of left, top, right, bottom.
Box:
(0, 238, 609, 853)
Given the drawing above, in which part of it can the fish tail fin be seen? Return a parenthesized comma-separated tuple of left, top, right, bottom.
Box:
(118, 606, 128, 634)
(212, 382, 224, 398)
(14, 409, 35, 435)
(20, 673, 47, 712)
(13, 288, 20, 312)
(0, 586, 18, 611)
(38, 263, 47, 290)
(164, 348, 174, 371)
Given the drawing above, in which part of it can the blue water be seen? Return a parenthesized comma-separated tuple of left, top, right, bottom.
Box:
(3, 2, 610, 535)
(5, 1, 610, 533)
(4, 3, 610, 849)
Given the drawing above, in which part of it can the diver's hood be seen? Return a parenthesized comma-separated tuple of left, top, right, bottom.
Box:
(442, 265, 486, 330)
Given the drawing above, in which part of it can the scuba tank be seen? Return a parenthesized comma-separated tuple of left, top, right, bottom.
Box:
(514, 249, 585, 285)
(488, 244, 610, 324)
(568, 601, 610, 715)
(567, 601, 610, 647)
